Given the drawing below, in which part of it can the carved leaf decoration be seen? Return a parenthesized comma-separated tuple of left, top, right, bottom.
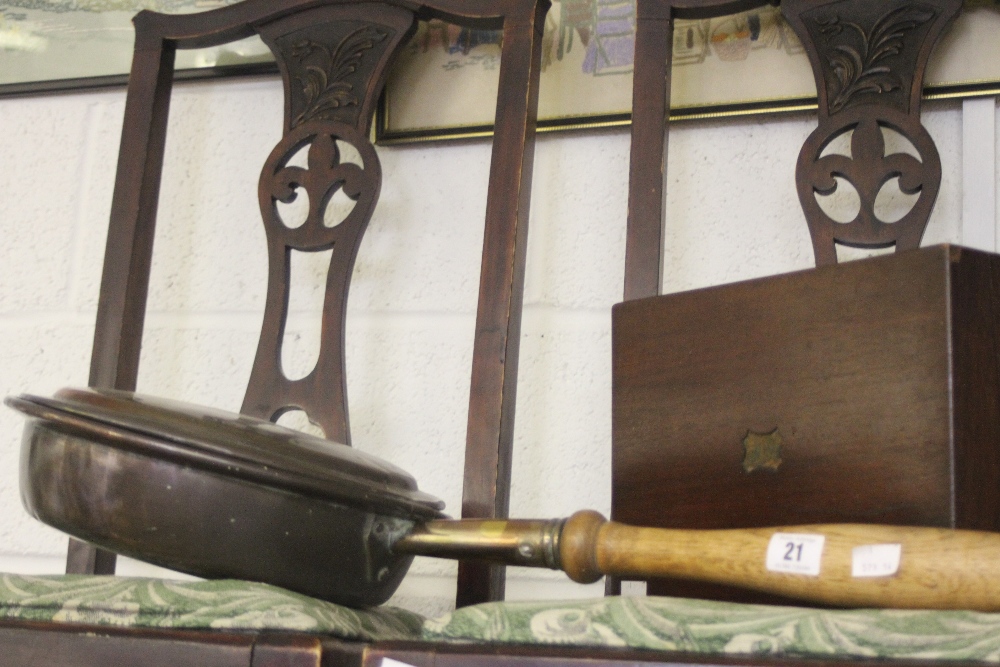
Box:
(291, 27, 389, 127)
(817, 6, 935, 113)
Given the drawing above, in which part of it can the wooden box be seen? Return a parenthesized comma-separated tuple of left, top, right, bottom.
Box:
(612, 245, 1000, 603)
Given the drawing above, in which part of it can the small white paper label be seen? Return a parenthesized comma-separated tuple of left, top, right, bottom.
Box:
(852, 544, 902, 577)
(766, 533, 825, 576)
(620, 580, 648, 597)
(381, 659, 418, 667)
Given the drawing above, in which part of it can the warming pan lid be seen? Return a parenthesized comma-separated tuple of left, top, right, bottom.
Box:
(6, 387, 445, 521)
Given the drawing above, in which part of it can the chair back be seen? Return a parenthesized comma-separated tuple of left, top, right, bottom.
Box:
(71, 0, 549, 609)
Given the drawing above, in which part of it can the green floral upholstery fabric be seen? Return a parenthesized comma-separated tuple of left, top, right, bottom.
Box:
(0, 574, 423, 640)
(5, 575, 1000, 661)
(424, 596, 1000, 662)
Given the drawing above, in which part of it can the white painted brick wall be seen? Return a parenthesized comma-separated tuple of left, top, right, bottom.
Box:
(0, 75, 967, 615)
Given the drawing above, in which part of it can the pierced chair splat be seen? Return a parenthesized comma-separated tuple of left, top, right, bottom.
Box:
(785, 0, 962, 265)
(18, 0, 549, 612)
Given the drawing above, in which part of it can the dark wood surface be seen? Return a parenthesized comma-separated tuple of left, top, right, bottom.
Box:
(624, 0, 773, 302)
(2, 621, 995, 667)
(363, 640, 999, 667)
(457, 0, 547, 607)
(612, 245, 1000, 602)
(950, 246, 1000, 530)
(783, 0, 962, 265)
(0, 620, 327, 667)
(241, 4, 415, 443)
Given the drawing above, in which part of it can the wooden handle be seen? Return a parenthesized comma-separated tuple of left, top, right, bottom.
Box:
(560, 510, 1000, 610)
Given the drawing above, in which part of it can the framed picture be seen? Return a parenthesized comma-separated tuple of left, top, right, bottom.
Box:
(0, 0, 276, 95)
(3, 0, 999, 143)
(375, 0, 1000, 143)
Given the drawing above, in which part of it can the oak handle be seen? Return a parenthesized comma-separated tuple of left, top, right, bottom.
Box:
(560, 510, 1000, 610)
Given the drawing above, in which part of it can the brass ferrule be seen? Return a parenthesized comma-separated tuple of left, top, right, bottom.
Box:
(392, 517, 565, 569)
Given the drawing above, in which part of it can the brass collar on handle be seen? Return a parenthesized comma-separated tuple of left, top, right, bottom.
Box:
(391, 517, 565, 569)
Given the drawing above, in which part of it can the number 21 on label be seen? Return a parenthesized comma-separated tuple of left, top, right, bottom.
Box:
(765, 533, 825, 576)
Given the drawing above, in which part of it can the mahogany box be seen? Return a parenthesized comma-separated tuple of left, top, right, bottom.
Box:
(612, 245, 1000, 602)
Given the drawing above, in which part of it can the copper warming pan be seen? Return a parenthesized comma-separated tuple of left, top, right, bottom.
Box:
(9, 388, 1000, 611)
(6, 388, 443, 608)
